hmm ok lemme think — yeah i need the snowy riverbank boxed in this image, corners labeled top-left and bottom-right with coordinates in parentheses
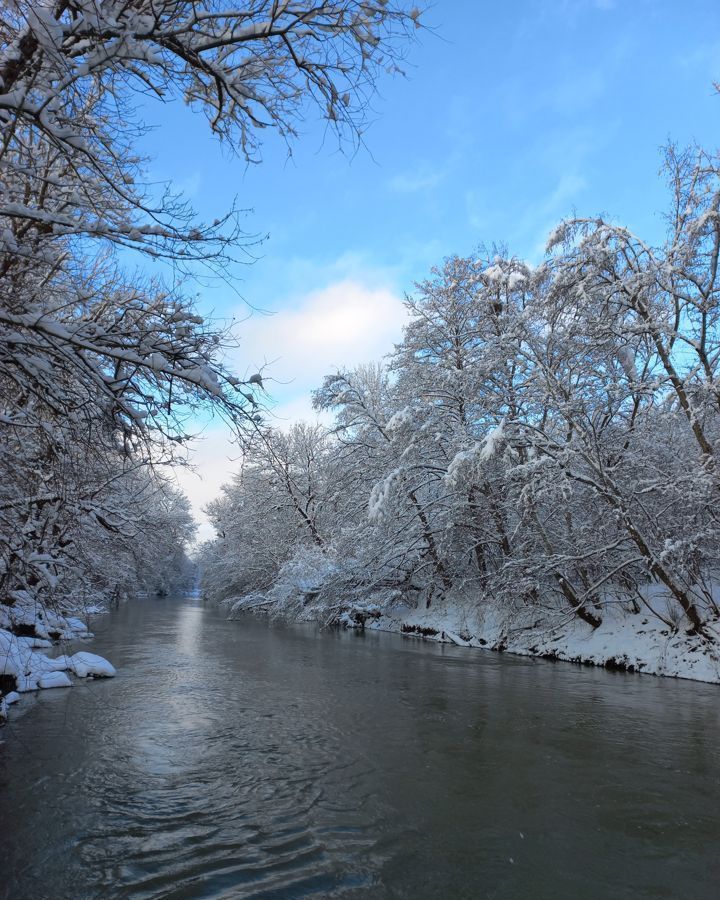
top-left (362, 601), bottom-right (720, 685)
top-left (226, 590), bottom-right (720, 685)
top-left (0, 595), bottom-right (116, 725)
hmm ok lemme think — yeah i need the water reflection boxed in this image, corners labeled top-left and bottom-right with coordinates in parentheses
top-left (175, 603), bottom-right (204, 659)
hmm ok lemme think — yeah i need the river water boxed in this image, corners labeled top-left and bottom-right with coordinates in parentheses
top-left (1, 596), bottom-right (719, 900)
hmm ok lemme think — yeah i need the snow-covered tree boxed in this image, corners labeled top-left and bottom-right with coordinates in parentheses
top-left (0, 1), bottom-right (420, 626)
top-left (201, 145), bottom-right (720, 641)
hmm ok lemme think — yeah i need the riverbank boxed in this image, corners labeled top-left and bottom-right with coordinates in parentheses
top-left (226, 591), bottom-right (720, 685)
top-left (0, 595), bottom-right (116, 724)
top-left (363, 601), bottom-right (720, 685)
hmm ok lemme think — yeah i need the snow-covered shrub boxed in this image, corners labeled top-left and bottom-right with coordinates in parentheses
top-left (265, 548), bottom-right (338, 621)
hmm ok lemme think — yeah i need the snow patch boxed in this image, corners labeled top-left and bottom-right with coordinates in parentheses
top-left (364, 598), bottom-right (720, 685)
top-left (55, 652), bottom-right (116, 679)
top-left (38, 671), bottom-right (73, 689)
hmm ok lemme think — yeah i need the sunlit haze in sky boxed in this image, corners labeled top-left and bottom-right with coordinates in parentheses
top-left (137, 0), bottom-right (720, 540)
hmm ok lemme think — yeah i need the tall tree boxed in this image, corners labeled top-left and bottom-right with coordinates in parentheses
top-left (0, 1), bottom-right (420, 618)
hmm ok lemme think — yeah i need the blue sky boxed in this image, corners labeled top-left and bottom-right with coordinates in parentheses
top-left (137, 0), bottom-right (720, 537)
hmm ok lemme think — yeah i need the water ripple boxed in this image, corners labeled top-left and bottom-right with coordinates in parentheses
top-left (2, 598), bottom-right (720, 900)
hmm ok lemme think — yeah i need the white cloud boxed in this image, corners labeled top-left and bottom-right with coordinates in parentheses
top-left (389, 164), bottom-right (446, 193)
top-left (234, 278), bottom-right (408, 393)
top-left (173, 427), bottom-right (242, 543)
top-left (175, 170), bottom-right (202, 198)
top-left (268, 395), bottom-right (333, 429)
top-left (180, 277), bottom-right (408, 539)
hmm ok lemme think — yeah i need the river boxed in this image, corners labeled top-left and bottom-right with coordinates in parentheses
top-left (1, 595), bottom-right (719, 899)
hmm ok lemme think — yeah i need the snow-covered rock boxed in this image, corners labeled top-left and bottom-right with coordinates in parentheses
top-left (56, 652), bottom-right (116, 679)
top-left (38, 671), bottom-right (73, 689)
top-left (1, 598), bottom-right (116, 726)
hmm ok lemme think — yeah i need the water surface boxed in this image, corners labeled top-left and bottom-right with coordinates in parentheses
top-left (1, 596), bottom-right (719, 899)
